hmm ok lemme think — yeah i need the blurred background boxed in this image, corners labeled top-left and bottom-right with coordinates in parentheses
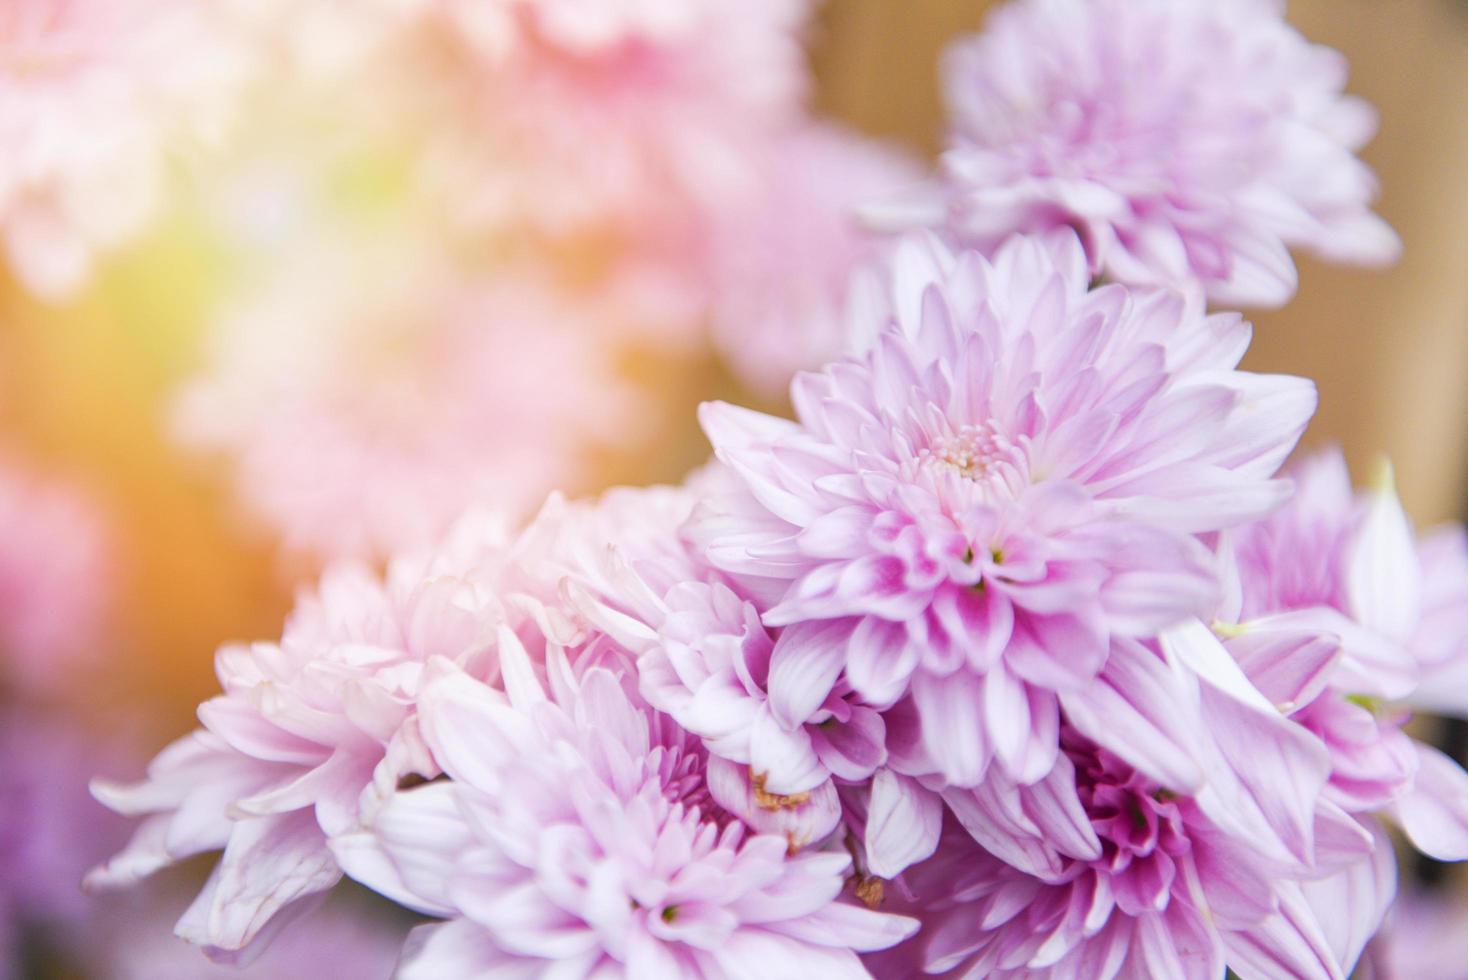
top-left (1, 1), bottom-right (1466, 975)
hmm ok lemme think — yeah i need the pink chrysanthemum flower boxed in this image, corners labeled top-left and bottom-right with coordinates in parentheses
top-left (174, 245), bottom-right (645, 560)
top-left (876, 655), bottom-right (1355, 980)
top-left (914, 0), bottom-right (1399, 307)
top-left (86, 515), bottom-right (517, 960)
top-left (331, 649), bottom-right (917, 978)
top-left (1221, 448), bottom-right (1468, 866)
top-left (0, 456), bottom-right (111, 696)
top-left (0, 0), bottom-right (244, 297)
top-left (692, 231), bottom-right (1314, 789)
top-left (85, 486), bottom-right (745, 962)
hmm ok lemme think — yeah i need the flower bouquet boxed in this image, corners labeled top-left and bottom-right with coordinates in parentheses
top-left (7, 0), bottom-right (1462, 977)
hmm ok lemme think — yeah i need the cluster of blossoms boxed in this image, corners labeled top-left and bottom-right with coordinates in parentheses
top-left (84, 0), bottom-right (1468, 978)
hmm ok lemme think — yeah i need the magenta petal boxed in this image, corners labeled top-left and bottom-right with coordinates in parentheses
top-left (844, 616), bottom-right (921, 708)
top-left (1015, 752), bottom-right (1102, 863)
top-left (809, 706), bottom-right (887, 781)
top-left (1194, 680), bottom-right (1330, 867)
top-left (1226, 629), bottom-right (1342, 713)
top-left (1094, 524), bottom-right (1218, 635)
top-left (705, 756), bottom-right (841, 851)
top-left (1298, 819), bottom-right (1396, 976)
top-left (1137, 900), bottom-right (1225, 980)
top-left (396, 920), bottom-right (518, 980)
top-left (1311, 800), bottom-right (1375, 872)
top-left (1002, 685), bottom-right (1060, 785)
top-left (1060, 639), bottom-right (1205, 793)
top-left (1223, 883), bottom-right (1346, 980)
top-left (980, 665), bottom-right (1031, 780)
top-left (933, 584), bottom-right (1013, 672)
top-left (1248, 607), bottom-right (1417, 702)
top-left (174, 810), bottom-right (341, 956)
top-left (835, 554), bottom-right (935, 620)
top-left (796, 505), bottom-right (878, 560)
top-left (1005, 606), bottom-right (1108, 693)
top-left (766, 900), bottom-right (919, 953)
top-left (978, 666), bottom-right (1057, 784)
top-left (750, 708), bottom-right (826, 796)
top-left (942, 784), bottom-right (1067, 882)
top-left (911, 668), bottom-right (991, 787)
top-left (766, 619), bottom-right (854, 729)
top-left (1190, 829), bottom-right (1277, 929)
top-left (699, 402), bottom-right (821, 526)
top-left (1112, 851), bottom-right (1173, 916)
top-left (198, 697), bottom-right (326, 767)
top-left (1345, 471), bottom-right (1422, 643)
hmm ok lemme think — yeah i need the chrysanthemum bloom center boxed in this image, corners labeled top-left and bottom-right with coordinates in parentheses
top-left (1069, 739), bottom-right (1188, 902)
top-left (916, 422), bottom-right (1028, 500)
top-left (1017, 88), bottom-right (1186, 186)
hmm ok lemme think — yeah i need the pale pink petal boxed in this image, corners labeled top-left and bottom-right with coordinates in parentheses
top-left (1391, 741), bottom-right (1468, 861)
top-left (864, 769), bottom-right (942, 878)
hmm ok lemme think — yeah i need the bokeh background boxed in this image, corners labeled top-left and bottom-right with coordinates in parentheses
top-left (2, 2), bottom-right (1466, 973)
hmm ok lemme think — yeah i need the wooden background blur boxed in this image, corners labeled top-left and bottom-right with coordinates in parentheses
top-left (813, 0), bottom-right (1468, 525)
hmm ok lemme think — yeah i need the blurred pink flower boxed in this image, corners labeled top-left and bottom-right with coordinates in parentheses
top-left (0, 456), bottom-right (110, 697)
top-left (427, 0), bottom-right (811, 238)
top-left (174, 245), bottom-right (645, 561)
top-left (1355, 889), bottom-right (1468, 980)
top-left (703, 124), bottom-right (922, 394)
top-left (692, 231), bottom-right (1314, 788)
top-left (0, 0), bottom-right (244, 297)
top-left (904, 0), bottom-right (1398, 307)
top-left (1408, 526), bottom-right (1468, 713)
top-left (408, 3), bottom-right (914, 395)
top-left (1, 709), bottom-right (128, 973)
top-left (444, 0), bottom-right (766, 59)
top-left (1222, 448), bottom-right (1468, 864)
top-left (86, 514), bottom-right (516, 960)
top-left (225, 0), bottom-right (423, 79)
top-left (331, 650), bottom-right (917, 977)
